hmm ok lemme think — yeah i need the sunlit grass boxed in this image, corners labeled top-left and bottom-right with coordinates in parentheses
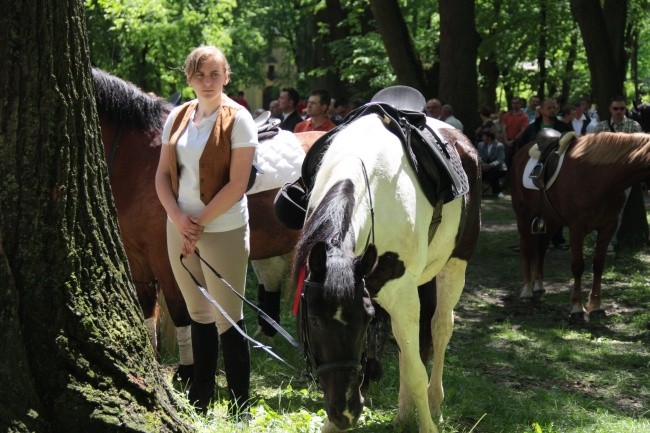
top-left (163, 194), bottom-right (649, 432)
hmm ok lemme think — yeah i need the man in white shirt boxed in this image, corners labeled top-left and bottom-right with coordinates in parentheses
top-left (570, 100), bottom-right (590, 136)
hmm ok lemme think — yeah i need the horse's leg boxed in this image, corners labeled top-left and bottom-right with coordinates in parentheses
top-left (428, 258), bottom-right (466, 424)
top-left (517, 217), bottom-right (535, 300)
top-left (587, 222), bottom-right (617, 318)
top-left (250, 253), bottom-right (292, 341)
top-left (383, 276), bottom-right (437, 433)
top-left (533, 229), bottom-right (553, 296)
top-left (568, 229), bottom-right (587, 323)
top-left (149, 249), bottom-right (193, 383)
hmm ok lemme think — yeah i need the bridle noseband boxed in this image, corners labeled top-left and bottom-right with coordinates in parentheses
top-left (299, 279), bottom-right (369, 380)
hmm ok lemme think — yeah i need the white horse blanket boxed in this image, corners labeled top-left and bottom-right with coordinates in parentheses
top-left (247, 129), bottom-right (305, 195)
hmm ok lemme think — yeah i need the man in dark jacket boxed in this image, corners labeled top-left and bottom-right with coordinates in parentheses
top-left (516, 98), bottom-right (570, 151)
top-left (277, 87), bottom-right (303, 131)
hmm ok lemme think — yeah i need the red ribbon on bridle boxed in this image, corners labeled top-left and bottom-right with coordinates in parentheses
top-left (293, 265), bottom-right (306, 316)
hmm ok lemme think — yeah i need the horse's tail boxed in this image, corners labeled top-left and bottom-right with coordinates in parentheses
top-left (441, 129), bottom-right (481, 261)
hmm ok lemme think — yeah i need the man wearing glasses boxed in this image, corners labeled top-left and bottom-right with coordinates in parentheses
top-left (595, 95), bottom-right (642, 133)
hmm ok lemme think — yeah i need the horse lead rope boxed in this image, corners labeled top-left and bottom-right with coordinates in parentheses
top-left (179, 253), bottom-right (306, 377)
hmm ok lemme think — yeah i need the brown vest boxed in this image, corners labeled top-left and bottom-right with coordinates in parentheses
top-left (168, 100), bottom-right (239, 205)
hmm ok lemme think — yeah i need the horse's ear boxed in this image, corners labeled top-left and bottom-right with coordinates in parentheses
top-left (308, 241), bottom-right (328, 281)
top-left (357, 244), bottom-right (378, 278)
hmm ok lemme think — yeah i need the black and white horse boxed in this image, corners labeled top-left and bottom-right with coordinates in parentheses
top-left (293, 112), bottom-right (481, 433)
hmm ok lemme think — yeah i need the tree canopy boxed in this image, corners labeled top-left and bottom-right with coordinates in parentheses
top-left (85, 0), bottom-right (650, 115)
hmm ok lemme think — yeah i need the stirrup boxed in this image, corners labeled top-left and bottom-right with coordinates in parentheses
top-left (529, 163), bottom-right (542, 180)
top-left (531, 216), bottom-right (546, 234)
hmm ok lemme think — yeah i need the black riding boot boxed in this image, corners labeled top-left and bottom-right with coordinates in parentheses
top-left (260, 290), bottom-right (281, 337)
top-left (221, 320), bottom-right (251, 420)
top-left (187, 320), bottom-right (219, 413)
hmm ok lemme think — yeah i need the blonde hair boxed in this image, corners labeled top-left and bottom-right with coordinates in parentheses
top-left (183, 45), bottom-right (231, 81)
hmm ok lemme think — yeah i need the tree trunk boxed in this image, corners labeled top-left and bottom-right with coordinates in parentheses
top-left (311, 0), bottom-right (352, 95)
top-left (0, 0), bottom-right (190, 431)
top-left (438, 0), bottom-right (480, 137)
top-left (560, 31), bottom-right (579, 105)
top-left (537, 1), bottom-right (547, 99)
top-left (478, 57), bottom-right (500, 112)
top-left (570, 0), bottom-right (627, 120)
top-left (368, 0), bottom-right (431, 96)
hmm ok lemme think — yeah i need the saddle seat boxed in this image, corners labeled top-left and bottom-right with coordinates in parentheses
top-left (528, 130), bottom-right (576, 190)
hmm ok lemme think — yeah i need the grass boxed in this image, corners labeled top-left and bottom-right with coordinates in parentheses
top-left (164, 192), bottom-right (650, 433)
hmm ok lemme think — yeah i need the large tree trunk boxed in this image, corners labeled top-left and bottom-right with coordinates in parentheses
top-left (438, 0), bottom-right (480, 137)
top-left (369, 0), bottom-right (432, 96)
top-left (0, 0), bottom-right (190, 431)
top-left (570, 0), bottom-right (627, 120)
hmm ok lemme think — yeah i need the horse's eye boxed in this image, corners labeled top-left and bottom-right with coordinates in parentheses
top-left (309, 317), bottom-right (320, 327)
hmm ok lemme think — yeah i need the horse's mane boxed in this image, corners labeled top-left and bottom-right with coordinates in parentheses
top-left (92, 67), bottom-right (171, 132)
top-left (572, 132), bottom-right (650, 165)
top-left (293, 179), bottom-right (357, 300)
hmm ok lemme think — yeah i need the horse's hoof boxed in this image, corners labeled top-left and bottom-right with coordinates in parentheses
top-left (589, 309), bottom-right (607, 320)
top-left (568, 312), bottom-right (585, 325)
top-left (519, 296), bottom-right (533, 304)
top-left (172, 364), bottom-right (194, 386)
top-left (533, 290), bottom-right (545, 299)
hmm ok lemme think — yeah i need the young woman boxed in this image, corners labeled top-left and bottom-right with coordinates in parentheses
top-left (155, 45), bottom-right (257, 418)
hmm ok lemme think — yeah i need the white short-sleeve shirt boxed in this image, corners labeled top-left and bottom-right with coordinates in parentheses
top-left (162, 98), bottom-right (258, 232)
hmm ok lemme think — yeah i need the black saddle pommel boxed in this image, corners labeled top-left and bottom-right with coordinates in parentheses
top-left (535, 128), bottom-right (561, 153)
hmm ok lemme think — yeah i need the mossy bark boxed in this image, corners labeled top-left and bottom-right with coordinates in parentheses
top-left (0, 1), bottom-right (190, 432)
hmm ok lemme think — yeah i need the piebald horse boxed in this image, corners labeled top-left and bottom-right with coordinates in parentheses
top-left (293, 112), bottom-right (481, 433)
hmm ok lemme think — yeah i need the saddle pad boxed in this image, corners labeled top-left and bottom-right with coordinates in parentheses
top-left (522, 152), bottom-right (567, 190)
top-left (247, 130), bottom-right (305, 195)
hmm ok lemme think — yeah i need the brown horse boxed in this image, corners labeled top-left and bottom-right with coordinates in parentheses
top-left (92, 68), bottom-right (322, 373)
top-left (510, 132), bottom-right (650, 322)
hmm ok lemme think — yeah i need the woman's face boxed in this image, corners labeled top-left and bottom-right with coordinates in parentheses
top-left (188, 56), bottom-right (229, 100)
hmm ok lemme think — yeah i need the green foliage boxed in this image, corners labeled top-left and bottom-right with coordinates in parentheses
top-left (84, 0), bottom-right (650, 111)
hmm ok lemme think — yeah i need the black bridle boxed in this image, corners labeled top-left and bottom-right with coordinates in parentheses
top-left (299, 279), bottom-right (368, 380)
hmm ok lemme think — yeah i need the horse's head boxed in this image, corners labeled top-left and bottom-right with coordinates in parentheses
top-left (298, 240), bottom-right (377, 430)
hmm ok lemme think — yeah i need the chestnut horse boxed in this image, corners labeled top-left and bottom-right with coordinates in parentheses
top-left (511, 132), bottom-right (650, 322)
top-left (92, 68), bottom-right (321, 373)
